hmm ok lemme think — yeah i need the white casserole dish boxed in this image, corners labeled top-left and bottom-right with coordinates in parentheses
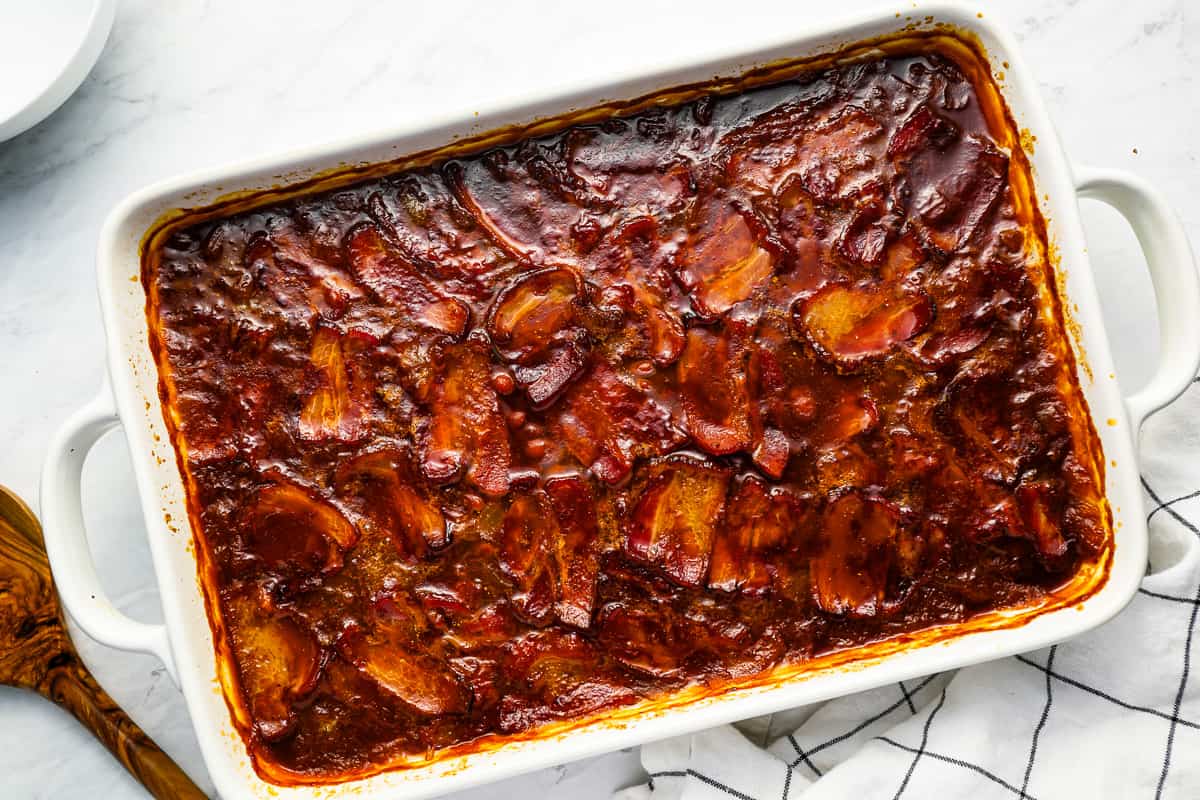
top-left (39, 3), bottom-right (1200, 798)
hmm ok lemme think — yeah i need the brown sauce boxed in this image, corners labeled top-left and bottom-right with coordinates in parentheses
top-left (143, 36), bottom-right (1109, 782)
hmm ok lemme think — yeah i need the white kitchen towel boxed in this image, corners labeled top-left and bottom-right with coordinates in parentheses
top-left (615, 379), bottom-right (1200, 800)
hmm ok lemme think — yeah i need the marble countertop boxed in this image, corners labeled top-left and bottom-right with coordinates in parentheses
top-left (0, 0), bottom-right (1194, 796)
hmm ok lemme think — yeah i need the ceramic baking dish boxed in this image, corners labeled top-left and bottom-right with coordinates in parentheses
top-left (39, 3), bottom-right (1200, 798)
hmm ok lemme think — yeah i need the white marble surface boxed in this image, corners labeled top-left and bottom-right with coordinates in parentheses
top-left (0, 0), bottom-right (1195, 797)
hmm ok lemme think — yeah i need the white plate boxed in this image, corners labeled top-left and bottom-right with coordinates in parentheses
top-left (0, 0), bottom-right (115, 143)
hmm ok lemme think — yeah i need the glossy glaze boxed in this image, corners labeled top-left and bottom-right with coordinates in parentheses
top-left (144, 48), bottom-right (1108, 779)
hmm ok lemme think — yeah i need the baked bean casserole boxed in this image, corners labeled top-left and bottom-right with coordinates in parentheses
top-left (143, 34), bottom-right (1110, 783)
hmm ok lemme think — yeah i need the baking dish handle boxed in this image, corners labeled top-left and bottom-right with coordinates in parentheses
top-left (1074, 165), bottom-right (1200, 432)
top-left (40, 386), bottom-right (178, 683)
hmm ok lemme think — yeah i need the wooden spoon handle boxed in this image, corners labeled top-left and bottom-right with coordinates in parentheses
top-left (40, 654), bottom-right (208, 799)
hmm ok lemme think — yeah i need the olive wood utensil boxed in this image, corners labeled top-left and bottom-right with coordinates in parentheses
top-left (0, 484), bottom-right (208, 799)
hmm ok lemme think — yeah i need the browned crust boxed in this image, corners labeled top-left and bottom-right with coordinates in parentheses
top-left (139, 26), bottom-right (1111, 788)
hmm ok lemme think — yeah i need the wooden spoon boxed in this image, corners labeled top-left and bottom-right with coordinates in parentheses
top-left (0, 485), bottom-right (208, 799)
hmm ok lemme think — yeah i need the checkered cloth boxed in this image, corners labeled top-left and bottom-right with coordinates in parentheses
top-left (616, 380), bottom-right (1200, 800)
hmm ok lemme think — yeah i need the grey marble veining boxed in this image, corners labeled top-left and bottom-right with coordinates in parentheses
top-left (0, 0), bottom-right (1193, 797)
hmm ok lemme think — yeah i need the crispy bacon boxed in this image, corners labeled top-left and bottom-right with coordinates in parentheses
top-left (906, 135), bottom-right (1009, 253)
top-left (490, 270), bottom-right (595, 408)
top-left (335, 448), bottom-right (448, 559)
top-left (837, 201), bottom-right (891, 266)
top-left (499, 630), bottom-right (634, 731)
top-left (879, 233), bottom-right (927, 283)
top-left (584, 217), bottom-right (688, 366)
top-left (448, 656), bottom-right (502, 713)
top-left (363, 178), bottom-right (516, 292)
top-left (445, 158), bottom-right (592, 264)
top-left (786, 106), bottom-right (886, 205)
top-left (624, 457), bottom-right (729, 586)
top-left (339, 633), bottom-right (467, 716)
top-left (498, 491), bottom-right (561, 626)
top-left (677, 325), bottom-right (753, 455)
top-left (906, 325), bottom-right (992, 368)
top-left (710, 477), bottom-right (806, 594)
top-left (1016, 480), bottom-right (1069, 559)
top-left (753, 427), bottom-right (791, 479)
top-left (596, 601), bottom-right (688, 678)
top-left (644, 301), bottom-right (688, 365)
top-left (227, 587), bottom-right (322, 741)
top-left (270, 226), bottom-right (365, 312)
top-left (935, 366), bottom-right (1035, 485)
top-left (487, 267), bottom-right (583, 362)
top-left (422, 339), bottom-right (512, 496)
top-left (345, 222), bottom-right (469, 334)
top-left (245, 481), bottom-right (356, 576)
top-left (512, 343), bottom-right (588, 409)
top-left (568, 131), bottom-right (692, 212)
top-left (593, 278), bottom-right (687, 367)
top-left (811, 490), bottom-right (902, 617)
top-left (545, 475), bottom-right (601, 628)
top-left (887, 104), bottom-right (960, 158)
top-left (415, 559), bottom-right (521, 651)
top-left (497, 477), bottom-right (601, 628)
top-left (679, 202), bottom-right (775, 317)
top-left (746, 345), bottom-right (792, 478)
top-left (553, 361), bottom-right (685, 484)
top-left (822, 391), bottom-right (879, 444)
top-left (449, 602), bottom-right (518, 649)
top-left (796, 283), bottom-right (933, 365)
top-left (298, 326), bottom-right (375, 443)
top-left (725, 105), bottom-right (886, 205)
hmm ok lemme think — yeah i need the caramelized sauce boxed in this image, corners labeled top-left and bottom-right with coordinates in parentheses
top-left (143, 36), bottom-right (1109, 782)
